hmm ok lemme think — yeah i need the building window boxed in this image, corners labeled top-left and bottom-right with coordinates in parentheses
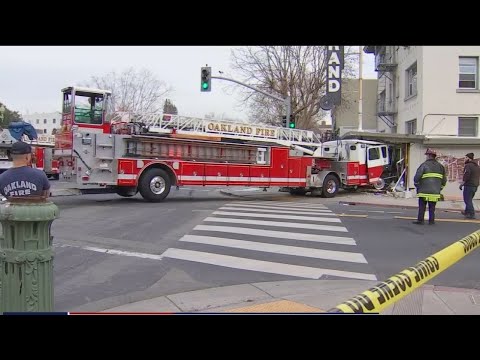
top-left (36, 119), bottom-right (39, 124)
top-left (53, 118), bottom-right (56, 124)
top-left (43, 119), bottom-right (47, 124)
top-left (459, 57), bottom-right (478, 89)
top-left (458, 117), bottom-right (478, 137)
top-left (406, 62), bottom-right (417, 98)
top-left (406, 119), bottom-right (417, 135)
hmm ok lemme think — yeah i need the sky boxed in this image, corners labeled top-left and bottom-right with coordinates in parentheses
top-left (0, 46), bottom-right (376, 121)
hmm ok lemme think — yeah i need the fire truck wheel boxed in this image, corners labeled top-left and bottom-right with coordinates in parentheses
top-left (373, 178), bottom-right (386, 190)
top-left (321, 174), bottom-right (339, 198)
top-left (139, 168), bottom-right (171, 202)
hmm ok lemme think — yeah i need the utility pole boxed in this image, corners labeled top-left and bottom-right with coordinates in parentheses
top-left (358, 46), bottom-right (363, 131)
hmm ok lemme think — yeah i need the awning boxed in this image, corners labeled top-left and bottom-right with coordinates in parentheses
top-left (423, 137), bottom-right (480, 145)
top-left (341, 131), bottom-right (425, 144)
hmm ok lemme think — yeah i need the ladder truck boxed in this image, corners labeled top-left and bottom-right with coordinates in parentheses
top-left (52, 86), bottom-right (390, 202)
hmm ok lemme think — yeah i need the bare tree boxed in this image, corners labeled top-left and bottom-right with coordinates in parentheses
top-left (230, 46), bottom-right (358, 131)
top-left (82, 67), bottom-right (172, 114)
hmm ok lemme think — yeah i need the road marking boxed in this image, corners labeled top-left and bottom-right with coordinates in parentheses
top-left (395, 216), bottom-right (480, 223)
top-left (204, 217), bottom-right (349, 232)
top-left (336, 214), bottom-right (369, 218)
top-left (212, 211), bottom-right (341, 223)
top-left (161, 248), bottom-right (377, 281)
top-left (219, 206), bottom-right (338, 216)
top-left (350, 209), bottom-right (385, 214)
top-left (193, 225), bottom-right (357, 245)
top-left (180, 235), bottom-right (367, 263)
top-left (233, 201), bottom-right (326, 208)
top-left (224, 203), bottom-right (332, 213)
top-left (58, 244), bottom-right (164, 260)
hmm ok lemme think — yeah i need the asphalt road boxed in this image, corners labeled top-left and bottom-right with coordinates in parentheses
top-left (51, 187), bottom-right (290, 311)
top-left (327, 202), bottom-right (480, 290)
top-left (48, 187), bottom-right (480, 312)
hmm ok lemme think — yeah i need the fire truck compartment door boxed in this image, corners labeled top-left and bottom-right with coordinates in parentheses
top-left (43, 148), bottom-right (53, 173)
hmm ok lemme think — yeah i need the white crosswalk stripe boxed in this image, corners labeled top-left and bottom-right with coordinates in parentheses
top-left (212, 211), bottom-right (342, 223)
top-left (193, 225), bottom-right (357, 245)
top-left (161, 201), bottom-right (377, 281)
top-left (219, 206), bottom-right (338, 216)
top-left (180, 235), bottom-right (367, 263)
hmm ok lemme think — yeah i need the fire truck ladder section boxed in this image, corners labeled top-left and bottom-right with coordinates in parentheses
top-left (113, 113), bottom-right (325, 153)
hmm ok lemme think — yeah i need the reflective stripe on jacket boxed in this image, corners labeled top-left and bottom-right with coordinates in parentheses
top-left (414, 159), bottom-right (447, 202)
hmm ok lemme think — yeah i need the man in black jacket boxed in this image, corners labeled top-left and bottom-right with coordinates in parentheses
top-left (460, 152), bottom-right (480, 219)
top-left (413, 148), bottom-right (447, 225)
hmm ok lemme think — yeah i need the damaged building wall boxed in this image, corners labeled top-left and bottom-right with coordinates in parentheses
top-left (408, 144), bottom-right (480, 199)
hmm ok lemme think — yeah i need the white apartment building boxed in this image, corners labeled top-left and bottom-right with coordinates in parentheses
top-left (360, 46), bottom-right (480, 199)
top-left (22, 112), bottom-right (62, 135)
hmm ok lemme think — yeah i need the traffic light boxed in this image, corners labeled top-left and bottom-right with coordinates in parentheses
top-left (201, 66), bottom-right (211, 92)
top-left (282, 115), bottom-right (287, 127)
top-left (289, 115), bottom-right (296, 129)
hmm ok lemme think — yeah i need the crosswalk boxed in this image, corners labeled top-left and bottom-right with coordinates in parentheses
top-left (161, 200), bottom-right (377, 281)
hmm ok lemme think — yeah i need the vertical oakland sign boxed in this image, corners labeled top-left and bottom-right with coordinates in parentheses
top-left (320, 46), bottom-right (344, 111)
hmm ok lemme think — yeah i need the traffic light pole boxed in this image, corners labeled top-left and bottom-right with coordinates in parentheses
top-left (211, 76), bottom-right (291, 126)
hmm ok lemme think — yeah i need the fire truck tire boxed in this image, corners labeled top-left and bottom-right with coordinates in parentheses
top-left (373, 178), bottom-right (386, 190)
top-left (116, 187), bottom-right (138, 197)
top-left (289, 188), bottom-right (307, 196)
top-left (138, 168), bottom-right (171, 202)
top-left (321, 174), bottom-right (339, 198)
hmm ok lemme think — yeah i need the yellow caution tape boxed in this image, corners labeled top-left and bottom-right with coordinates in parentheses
top-left (328, 230), bottom-right (480, 314)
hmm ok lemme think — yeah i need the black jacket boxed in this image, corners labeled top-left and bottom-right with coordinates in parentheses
top-left (414, 159), bottom-right (447, 201)
top-left (463, 161), bottom-right (480, 187)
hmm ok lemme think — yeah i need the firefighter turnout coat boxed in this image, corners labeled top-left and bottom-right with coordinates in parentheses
top-left (414, 159), bottom-right (447, 202)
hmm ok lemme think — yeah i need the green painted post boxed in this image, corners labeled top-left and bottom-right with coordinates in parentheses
top-left (0, 197), bottom-right (59, 313)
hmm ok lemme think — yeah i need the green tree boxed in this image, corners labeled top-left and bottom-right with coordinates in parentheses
top-left (163, 99), bottom-right (178, 114)
top-left (0, 102), bottom-right (22, 126)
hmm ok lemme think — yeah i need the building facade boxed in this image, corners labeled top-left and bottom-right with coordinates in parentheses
top-left (363, 46), bottom-right (480, 199)
top-left (332, 78), bottom-right (378, 136)
top-left (22, 112), bottom-right (62, 135)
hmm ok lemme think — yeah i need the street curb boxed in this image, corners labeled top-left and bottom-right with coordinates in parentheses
top-left (338, 200), bottom-right (464, 213)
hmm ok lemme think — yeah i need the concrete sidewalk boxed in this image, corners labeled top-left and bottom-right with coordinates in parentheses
top-left (97, 280), bottom-right (480, 315)
top-left (332, 191), bottom-right (480, 213)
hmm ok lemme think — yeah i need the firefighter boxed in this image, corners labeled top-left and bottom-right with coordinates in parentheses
top-left (0, 141), bottom-right (51, 199)
top-left (412, 148), bottom-right (447, 225)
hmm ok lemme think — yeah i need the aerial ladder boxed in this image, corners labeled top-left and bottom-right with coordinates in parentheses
top-left (109, 112), bottom-right (330, 158)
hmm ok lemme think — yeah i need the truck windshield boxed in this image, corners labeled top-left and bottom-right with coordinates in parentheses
top-left (74, 92), bottom-right (105, 125)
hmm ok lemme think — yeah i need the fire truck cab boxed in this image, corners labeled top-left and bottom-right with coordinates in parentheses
top-left (320, 139), bottom-right (390, 191)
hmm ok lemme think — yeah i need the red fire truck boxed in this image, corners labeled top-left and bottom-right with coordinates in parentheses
top-left (32, 144), bottom-right (60, 180)
top-left (52, 86), bottom-right (390, 201)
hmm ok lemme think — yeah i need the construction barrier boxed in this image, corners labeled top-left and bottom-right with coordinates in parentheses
top-left (328, 229), bottom-right (480, 314)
